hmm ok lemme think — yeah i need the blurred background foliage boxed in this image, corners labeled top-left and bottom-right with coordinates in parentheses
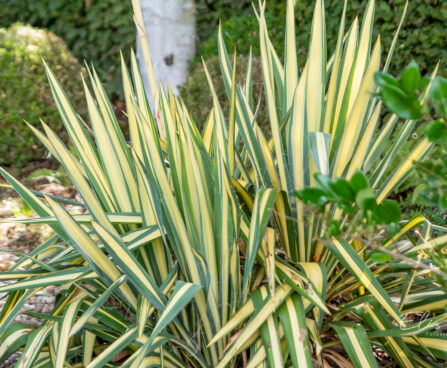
top-left (0, 24), bottom-right (86, 167)
top-left (0, 0), bottom-right (135, 99)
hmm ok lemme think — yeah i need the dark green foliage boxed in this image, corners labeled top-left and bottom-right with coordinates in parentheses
top-left (296, 170), bottom-right (401, 225)
top-left (377, 62), bottom-right (447, 214)
top-left (0, 24), bottom-right (86, 167)
top-left (426, 120), bottom-right (447, 143)
top-left (415, 120), bottom-right (447, 210)
top-left (0, 0), bottom-right (134, 98)
top-left (430, 76), bottom-right (447, 119)
top-left (197, 0), bottom-right (447, 78)
top-left (195, 0), bottom-right (286, 45)
top-left (198, 11), bottom-right (287, 61)
top-left (374, 63), bottom-right (423, 120)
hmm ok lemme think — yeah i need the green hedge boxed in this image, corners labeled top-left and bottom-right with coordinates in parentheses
top-left (0, 0), bottom-right (135, 98)
top-left (195, 0), bottom-right (286, 42)
top-left (197, 0), bottom-right (447, 76)
top-left (0, 24), bottom-right (86, 167)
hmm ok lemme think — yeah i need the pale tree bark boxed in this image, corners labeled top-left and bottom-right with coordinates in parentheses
top-left (136, 0), bottom-right (196, 100)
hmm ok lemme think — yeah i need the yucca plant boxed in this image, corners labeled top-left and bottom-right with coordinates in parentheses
top-left (1, 0), bottom-right (447, 367)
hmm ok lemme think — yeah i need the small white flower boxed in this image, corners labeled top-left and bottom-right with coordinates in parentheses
top-left (26, 44), bottom-right (37, 53)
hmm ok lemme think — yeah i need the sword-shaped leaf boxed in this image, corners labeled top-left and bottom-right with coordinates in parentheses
top-left (331, 322), bottom-right (379, 368)
top-left (278, 295), bottom-right (313, 368)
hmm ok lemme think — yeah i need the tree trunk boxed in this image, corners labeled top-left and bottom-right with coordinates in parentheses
top-left (136, 0), bottom-right (196, 99)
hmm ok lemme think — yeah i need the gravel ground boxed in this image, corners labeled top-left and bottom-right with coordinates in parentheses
top-left (0, 249), bottom-right (58, 367)
top-left (0, 172), bottom-right (82, 367)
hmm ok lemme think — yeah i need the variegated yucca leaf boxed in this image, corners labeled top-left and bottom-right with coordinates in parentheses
top-left (1, 0), bottom-right (446, 367)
